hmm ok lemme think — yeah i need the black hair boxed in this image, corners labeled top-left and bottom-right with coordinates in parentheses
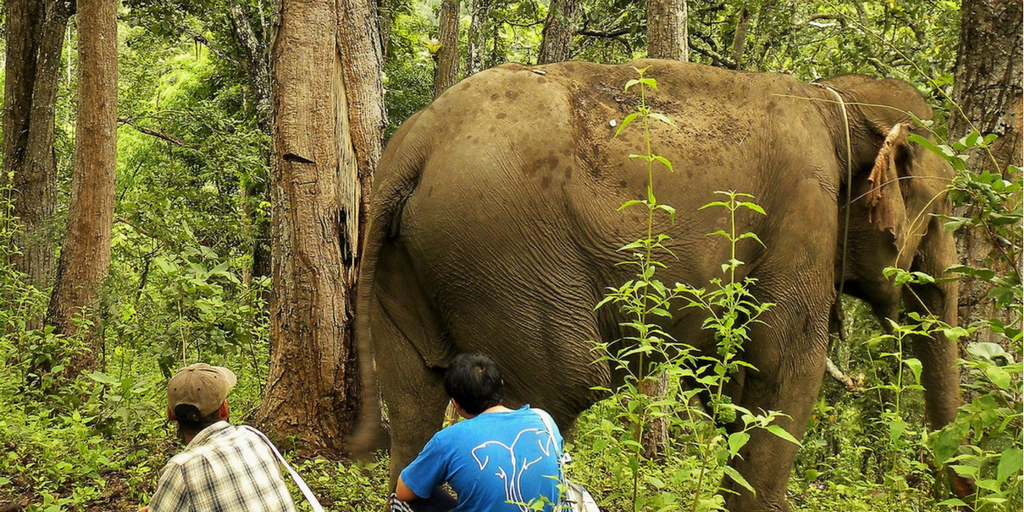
top-left (444, 353), bottom-right (504, 415)
top-left (173, 404), bottom-right (221, 434)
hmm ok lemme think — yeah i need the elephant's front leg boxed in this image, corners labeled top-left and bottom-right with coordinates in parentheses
top-left (722, 305), bottom-right (830, 512)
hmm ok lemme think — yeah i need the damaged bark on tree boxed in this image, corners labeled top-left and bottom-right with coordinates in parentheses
top-left (258, 0), bottom-right (384, 454)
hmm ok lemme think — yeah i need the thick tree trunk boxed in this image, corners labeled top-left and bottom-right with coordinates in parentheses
top-left (465, 0), bottom-right (491, 75)
top-left (646, 0), bottom-right (688, 61)
top-left (46, 0), bottom-right (118, 375)
top-left (2, 0), bottom-right (71, 304)
top-left (338, 0), bottom-right (387, 245)
top-left (434, 0), bottom-right (460, 98)
top-left (258, 0), bottom-right (383, 455)
top-left (537, 0), bottom-right (579, 64)
top-left (949, 0), bottom-right (1023, 346)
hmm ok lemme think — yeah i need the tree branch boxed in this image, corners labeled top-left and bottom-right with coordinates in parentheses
top-left (688, 33), bottom-right (737, 69)
top-left (117, 117), bottom-right (191, 147)
top-left (180, 25), bottom-right (242, 69)
top-left (825, 357), bottom-right (864, 392)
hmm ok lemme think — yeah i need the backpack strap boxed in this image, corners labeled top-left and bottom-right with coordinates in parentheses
top-left (532, 408), bottom-right (570, 466)
top-left (242, 425), bottom-right (325, 512)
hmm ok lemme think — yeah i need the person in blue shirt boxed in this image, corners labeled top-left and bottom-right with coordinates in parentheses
top-left (391, 353), bottom-right (563, 512)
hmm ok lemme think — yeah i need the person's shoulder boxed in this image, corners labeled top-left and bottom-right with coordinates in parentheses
top-left (169, 424), bottom-right (253, 466)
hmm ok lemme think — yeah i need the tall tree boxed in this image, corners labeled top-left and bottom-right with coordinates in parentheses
top-left (640, 0), bottom-right (688, 459)
top-left (2, 0), bottom-right (73, 302)
top-left (46, 0), bottom-right (118, 374)
top-left (537, 0), bottom-right (580, 64)
top-left (949, 0), bottom-right (1023, 345)
top-left (646, 0), bottom-right (688, 61)
top-left (466, 0), bottom-right (492, 74)
top-left (434, 0), bottom-right (460, 97)
top-left (258, 0), bottom-right (384, 453)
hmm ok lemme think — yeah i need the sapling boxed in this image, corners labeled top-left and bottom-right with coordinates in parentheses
top-left (593, 67), bottom-right (797, 512)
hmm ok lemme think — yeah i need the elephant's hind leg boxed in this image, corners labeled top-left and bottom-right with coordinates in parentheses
top-left (371, 242), bottom-right (452, 490)
top-left (723, 298), bottom-right (830, 512)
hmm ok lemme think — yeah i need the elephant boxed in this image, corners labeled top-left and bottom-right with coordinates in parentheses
top-left (350, 59), bottom-right (961, 511)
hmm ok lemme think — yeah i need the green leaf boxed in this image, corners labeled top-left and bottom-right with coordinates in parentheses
top-left (903, 358), bottom-right (923, 384)
top-left (87, 371), bottom-right (120, 385)
top-left (728, 431), bottom-right (750, 457)
top-left (997, 448), bottom-right (1023, 484)
top-left (615, 112), bottom-right (638, 137)
top-left (656, 204), bottom-right (676, 223)
top-left (889, 419), bottom-right (907, 442)
top-left (649, 112), bottom-right (676, 128)
top-left (721, 466), bottom-right (755, 494)
top-left (766, 425), bottom-right (801, 446)
top-left (698, 201), bottom-right (731, 210)
top-left (737, 202), bottom-right (765, 215)
top-left (624, 79), bottom-right (641, 92)
top-left (618, 200), bottom-right (642, 211)
top-left (652, 155), bottom-right (674, 171)
top-left (985, 366), bottom-right (1011, 389)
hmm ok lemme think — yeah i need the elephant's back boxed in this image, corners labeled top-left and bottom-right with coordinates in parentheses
top-left (390, 59), bottom-right (838, 323)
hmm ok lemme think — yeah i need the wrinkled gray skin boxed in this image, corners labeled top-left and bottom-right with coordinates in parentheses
top-left (351, 60), bottom-right (960, 511)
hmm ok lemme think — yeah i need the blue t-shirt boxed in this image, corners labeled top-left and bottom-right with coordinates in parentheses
top-left (400, 405), bottom-right (563, 512)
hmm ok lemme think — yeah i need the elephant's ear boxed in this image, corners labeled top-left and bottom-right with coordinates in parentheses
top-left (866, 123), bottom-right (910, 249)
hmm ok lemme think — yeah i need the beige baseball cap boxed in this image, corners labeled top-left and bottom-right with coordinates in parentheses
top-left (167, 363), bottom-right (237, 417)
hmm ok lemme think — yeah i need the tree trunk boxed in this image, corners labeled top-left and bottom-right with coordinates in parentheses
top-left (948, 0), bottom-right (1023, 346)
top-left (729, 6), bottom-right (748, 69)
top-left (338, 0), bottom-right (387, 244)
top-left (537, 0), bottom-right (579, 64)
top-left (46, 0), bottom-right (118, 376)
top-left (465, 0), bottom-right (491, 75)
top-left (646, 0), bottom-right (688, 61)
top-left (379, 0), bottom-right (396, 62)
top-left (227, 0), bottom-right (272, 135)
top-left (226, 0), bottom-right (274, 297)
top-left (434, 0), bottom-right (460, 98)
top-left (258, 0), bottom-right (383, 455)
top-left (640, 0), bottom-right (688, 458)
top-left (2, 0), bottom-right (71, 303)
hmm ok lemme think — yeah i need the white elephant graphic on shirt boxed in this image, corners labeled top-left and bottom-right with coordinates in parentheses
top-left (471, 428), bottom-right (559, 512)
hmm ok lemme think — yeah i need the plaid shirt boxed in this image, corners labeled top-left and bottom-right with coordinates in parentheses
top-left (149, 421), bottom-right (297, 512)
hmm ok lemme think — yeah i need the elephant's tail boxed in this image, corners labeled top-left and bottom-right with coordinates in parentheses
top-left (347, 112), bottom-right (426, 458)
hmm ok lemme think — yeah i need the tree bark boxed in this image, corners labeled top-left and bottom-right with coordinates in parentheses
top-left (434, 0), bottom-right (460, 98)
top-left (646, 0), bottom-right (688, 61)
top-left (378, 0), bottom-right (396, 62)
top-left (228, 0), bottom-right (273, 136)
top-left (2, 0), bottom-right (72, 303)
top-left (465, 0), bottom-right (492, 74)
top-left (225, 0), bottom-right (274, 295)
top-left (729, 6), bottom-right (748, 69)
top-left (46, 0), bottom-right (118, 376)
top-left (948, 0), bottom-right (1023, 346)
top-left (537, 0), bottom-right (579, 64)
top-left (338, 0), bottom-right (387, 246)
top-left (258, 0), bottom-right (384, 455)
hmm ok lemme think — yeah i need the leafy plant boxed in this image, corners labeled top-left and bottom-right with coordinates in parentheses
top-left (590, 66), bottom-right (796, 512)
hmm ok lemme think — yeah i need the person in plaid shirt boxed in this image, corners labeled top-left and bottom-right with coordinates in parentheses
top-left (140, 364), bottom-right (297, 512)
